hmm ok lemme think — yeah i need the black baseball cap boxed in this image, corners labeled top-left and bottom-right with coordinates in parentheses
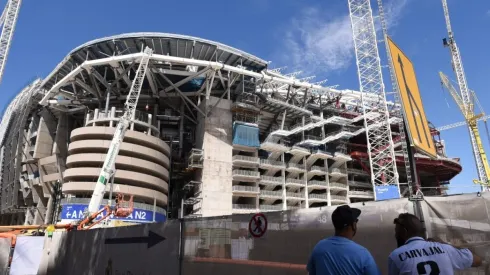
top-left (331, 205), bottom-right (361, 230)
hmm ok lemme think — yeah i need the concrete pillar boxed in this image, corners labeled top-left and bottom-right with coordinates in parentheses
top-left (110, 107), bottom-right (116, 127)
top-left (93, 109), bottom-right (99, 126)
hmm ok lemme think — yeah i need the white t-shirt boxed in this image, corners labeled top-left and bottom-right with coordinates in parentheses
top-left (388, 237), bottom-right (473, 275)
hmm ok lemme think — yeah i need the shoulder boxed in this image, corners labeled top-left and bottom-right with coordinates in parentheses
top-left (350, 242), bottom-right (375, 258)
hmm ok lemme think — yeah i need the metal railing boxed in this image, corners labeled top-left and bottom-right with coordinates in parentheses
top-left (309, 194), bottom-right (328, 200)
top-left (330, 182), bottom-right (348, 189)
top-left (232, 170), bottom-right (260, 177)
top-left (232, 204), bottom-right (257, 210)
top-left (331, 195), bottom-right (348, 201)
top-left (348, 180), bottom-right (373, 189)
top-left (286, 192), bottom-right (305, 199)
top-left (348, 190), bottom-right (374, 196)
top-left (329, 168), bottom-right (346, 174)
top-left (309, 166), bottom-right (325, 172)
top-left (308, 180), bottom-right (328, 187)
top-left (233, 113), bottom-right (259, 124)
top-left (260, 176), bottom-right (283, 184)
top-left (260, 205), bottom-right (283, 211)
top-left (260, 159), bottom-right (285, 167)
top-left (287, 162), bottom-right (304, 170)
top-left (347, 168), bottom-right (369, 175)
top-left (233, 155), bottom-right (259, 163)
top-left (232, 186), bottom-right (260, 193)
top-left (286, 178), bottom-right (305, 185)
top-left (259, 190), bottom-right (283, 198)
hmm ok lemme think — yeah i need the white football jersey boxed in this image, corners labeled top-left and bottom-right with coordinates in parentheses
top-left (388, 237), bottom-right (473, 275)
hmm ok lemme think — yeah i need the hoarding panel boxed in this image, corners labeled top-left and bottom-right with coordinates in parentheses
top-left (387, 36), bottom-right (437, 158)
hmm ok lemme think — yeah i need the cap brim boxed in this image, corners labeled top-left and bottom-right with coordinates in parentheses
top-left (351, 208), bottom-right (361, 219)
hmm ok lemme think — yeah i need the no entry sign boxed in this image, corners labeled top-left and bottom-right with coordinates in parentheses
top-left (249, 213), bottom-right (267, 238)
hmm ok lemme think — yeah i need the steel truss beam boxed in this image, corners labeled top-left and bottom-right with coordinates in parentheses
top-left (348, 0), bottom-right (400, 196)
top-left (39, 53), bottom-right (398, 109)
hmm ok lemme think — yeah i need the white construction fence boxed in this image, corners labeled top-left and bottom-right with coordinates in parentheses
top-left (3, 193), bottom-right (487, 275)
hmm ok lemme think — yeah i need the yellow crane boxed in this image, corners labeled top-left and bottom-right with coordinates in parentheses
top-left (439, 72), bottom-right (490, 186)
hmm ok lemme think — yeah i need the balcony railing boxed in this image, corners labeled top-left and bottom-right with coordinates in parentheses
top-left (287, 162), bottom-right (304, 170)
top-left (329, 168), bottom-right (347, 175)
top-left (260, 205), bottom-right (283, 211)
top-left (348, 180), bottom-right (373, 189)
top-left (260, 159), bottom-right (286, 168)
top-left (233, 155), bottom-right (259, 163)
top-left (286, 178), bottom-right (305, 186)
top-left (348, 190), bottom-right (374, 197)
top-left (309, 166), bottom-right (325, 172)
top-left (260, 176), bottom-right (283, 184)
top-left (232, 204), bottom-right (257, 210)
top-left (331, 195), bottom-right (348, 202)
top-left (308, 180), bottom-right (328, 187)
top-left (309, 194), bottom-right (328, 200)
top-left (286, 192), bottom-right (305, 199)
top-left (232, 186), bottom-right (260, 193)
top-left (232, 170), bottom-right (260, 178)
top-left (330, 182), bottom-right (348, 189)
top-left (347, 168), bottom-right (369, 176)
top-left (259, 190), bottom-right (283, 198)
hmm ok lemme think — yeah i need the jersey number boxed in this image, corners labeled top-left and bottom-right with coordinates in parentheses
top-left (416, 261), bottom-right (440, 275)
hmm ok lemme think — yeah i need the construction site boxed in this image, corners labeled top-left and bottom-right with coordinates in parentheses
top-left (0, 0), bottom-right (488, 274)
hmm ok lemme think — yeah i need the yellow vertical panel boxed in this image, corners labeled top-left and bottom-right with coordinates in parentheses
top-left (387, 37), bottom-right (437, 158)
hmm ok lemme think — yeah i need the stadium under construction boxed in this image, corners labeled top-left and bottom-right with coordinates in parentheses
top-left (0, 33), bottom-right (462, 226)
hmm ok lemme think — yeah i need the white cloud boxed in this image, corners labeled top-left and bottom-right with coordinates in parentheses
top-left (280, 0), bottom-right (408, 75)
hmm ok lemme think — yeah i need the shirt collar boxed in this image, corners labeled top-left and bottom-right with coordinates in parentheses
top-left (405, 237), bottom-right (424, 245)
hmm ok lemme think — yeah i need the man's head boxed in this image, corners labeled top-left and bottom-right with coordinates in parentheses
top-left (394, 213), bottom-right (425, 247)
top-left (332, 205), bottom-right (361, 239)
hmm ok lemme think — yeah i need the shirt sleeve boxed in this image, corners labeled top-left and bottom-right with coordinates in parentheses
top-left (440, 244), bottom-right (474, 270)
top-left (387, 255), bottom-right (400, 275)
top-left (363, 250), bottom-right (381, 275)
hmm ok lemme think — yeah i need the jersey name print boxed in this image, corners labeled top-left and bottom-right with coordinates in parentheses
top-left (388, 237), bottom-right (473, 275)
top-left (397, 245), bottom-right (446, 262)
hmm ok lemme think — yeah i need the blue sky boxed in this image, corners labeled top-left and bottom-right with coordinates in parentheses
top-left (1, 0), bottom-right (489, 194)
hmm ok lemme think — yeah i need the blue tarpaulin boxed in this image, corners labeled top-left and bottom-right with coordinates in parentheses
top-left (232, 122), bottom-right (260, 148)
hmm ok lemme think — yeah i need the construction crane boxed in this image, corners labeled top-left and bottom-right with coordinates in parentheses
top-left (0, 0), bottom-right (21, 87)
top-left (347, 0), bottom-right (400, 195)
top-left (76, 47), bottom-right (153, 230)
top-left (439, 72), bottom-right (490, 186)
top-left (440, 0), bottom-right (489, 186)
top-left (436, 115), bottom-right (490, 132)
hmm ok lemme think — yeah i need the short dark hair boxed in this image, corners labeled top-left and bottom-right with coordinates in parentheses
top-left (332, 205), bottom-right (361, 231)
top-left (394, 213), bottom-right (424, 236)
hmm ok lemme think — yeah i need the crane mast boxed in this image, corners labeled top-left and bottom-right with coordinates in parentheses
top-left (86, 47), bottom-right (153, 216)
top-left (347, 0), bottom-right (400, 196)
top-left (441, 0), bottom-right (489, 185)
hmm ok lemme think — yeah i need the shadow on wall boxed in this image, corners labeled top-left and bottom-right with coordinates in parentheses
top-left (180, 199), bottom-right (413, 275)
top-left (35, 193), bottom-right (490, 275)
top-left (37, 221), bottom-right (180, 275)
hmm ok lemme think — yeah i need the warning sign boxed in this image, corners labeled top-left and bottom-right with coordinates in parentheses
top-left (249, 213), bottom-right (267, 238)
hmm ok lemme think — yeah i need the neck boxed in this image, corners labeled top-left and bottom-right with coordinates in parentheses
top-left (335, 232), bottom-right (352, 240)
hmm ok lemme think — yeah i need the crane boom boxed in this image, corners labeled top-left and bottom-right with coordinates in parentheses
top-left (0, 0), bottom-right (21, 86)
top-left (436, 114), bottom-right (490, 131)
top-left (87, 47), bottom-right (153, 215)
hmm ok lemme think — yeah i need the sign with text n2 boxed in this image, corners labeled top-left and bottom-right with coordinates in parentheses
top-left (375, 185), bottom-right (400, 201)
top-left (61, 204), bottom-right (166, 223)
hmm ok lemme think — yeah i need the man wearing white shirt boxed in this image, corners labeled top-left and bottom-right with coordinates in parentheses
top-left (388, 213), bottom-right (482, 275)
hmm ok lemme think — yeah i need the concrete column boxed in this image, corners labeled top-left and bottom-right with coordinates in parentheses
top-left (303, 156), bottom-right (309, 209)
top-left (93, 109), bottom-right (99, 126)
top-left (110, 107), bottom-right (116, 127)
top-left (281, 152), bottom-right (287, 211)
top-left (147, 114), bottom-right (152, 136)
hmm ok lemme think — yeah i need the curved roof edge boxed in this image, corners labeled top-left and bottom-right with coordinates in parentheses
top-left (69, 32), bottom-right (268, 66)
